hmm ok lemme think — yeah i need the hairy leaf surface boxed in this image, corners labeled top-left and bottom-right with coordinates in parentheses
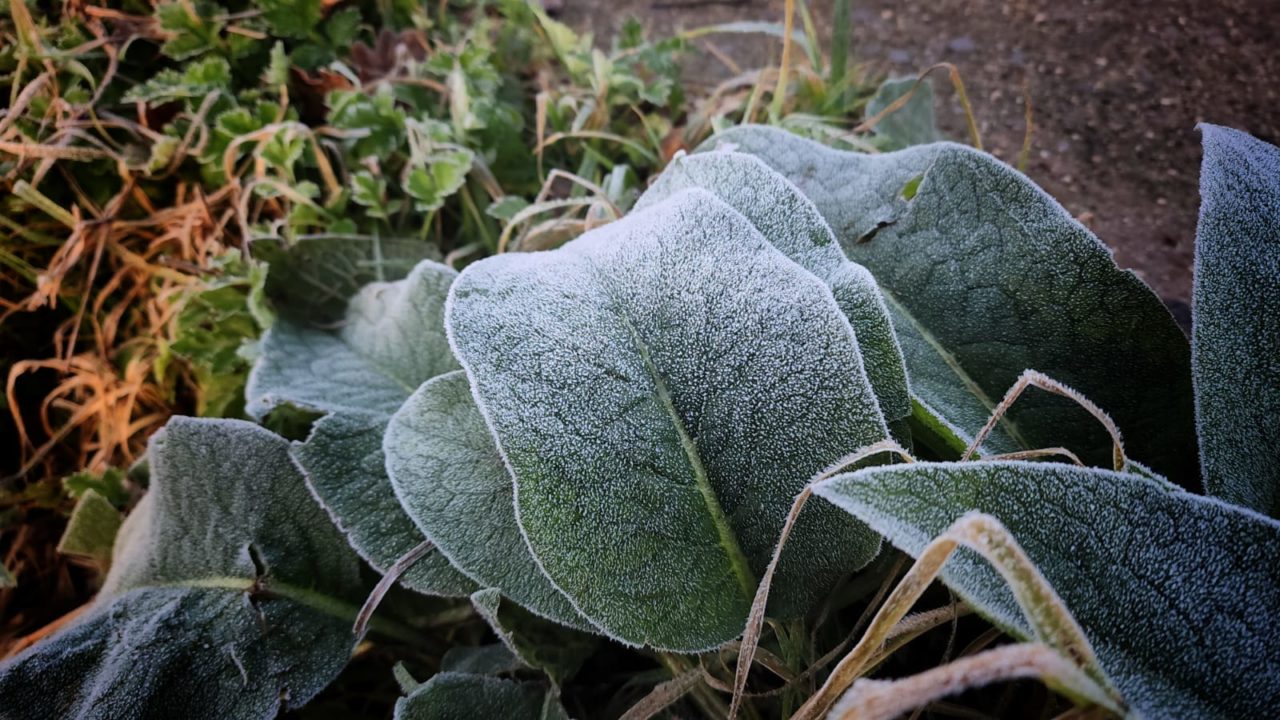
top-left (637, 151), bottom-right (911, 423)
top-left (247, 260), bottom-right (473, 596)
top-left (296, 412), bottom-right (477, 597)
top-left (1192, 124), bottom-right (1280, 516)
top-left (707, 126), bottom-right (1196, 482)
top-left (394, 672), bottom-right (569, 720)
top-left (440, 644), bottom-right (523, 676)
top-left (815, 460), bottom-right (1280, 719)
top-left (447, 189), bottom-right (887, 650)
top-left (385, 372), bottom-right (586, 626)
top-left (0, 418), bottom-right (366, 719)
top-left (56, 488), bottom-right (122, 565)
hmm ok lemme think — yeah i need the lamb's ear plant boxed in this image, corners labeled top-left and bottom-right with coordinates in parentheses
top-left (701, 125), bottom-right (1197, 483)
top-left (393, 670), bottom-right (570, 720)
top-left (443, 188), bottom-right (890, 650)
top-left (784, 123), bottom-right (1280, 719)
top-left (246, 256), bottom-right (477, 597)
top-left (3, 75), bottom-right (1278, 718)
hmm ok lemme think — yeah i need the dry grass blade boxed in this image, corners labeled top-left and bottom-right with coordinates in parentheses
top-left (829, 643), bottom-right (1122, 720)
top-left (767, 0), bottom-right (797, 121)
top-left (0, 141), bottom-right (111, 161)
top-left (863, 601), bottom-right (973, 674)
top-left (619, 666), bottom-right (702, 720)
top-left (789, 512), bottom-right (1121, 720)
top-left (1018, 75), bottom-right (1035, 173)
top-left (728, 439), bottom-right (914, 719)
top-left (352, 540), bottom-right (435, 640)
top-left (535, 130), bottom-right (658, 165)
top-left (985, 447), bottom-right (1085, 466)
top-left (962, 369), bottom-right (1127, 471)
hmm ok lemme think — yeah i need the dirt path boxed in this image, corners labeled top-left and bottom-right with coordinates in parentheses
top-left (560, 0), bottom-right (1280, 307)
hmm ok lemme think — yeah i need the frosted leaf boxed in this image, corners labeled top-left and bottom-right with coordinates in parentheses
top-left (296, 412), bottom-right (477, 597)
top-left (0, 418), bottom-right (365, 719)
top-left (865, 76), bottom-right (942, 149)
top-left (637, 151), bottom-right (911, 423)
top-left (246, 259), bottom-right (460, 419)
top-left (814, 460), bottom-right (1280, 719)
top-left (469, 589), bottom-right (598, 686)
top-left (707, 126), bottom-right (1196, 483)
top-left (252, 235), bottom-right (437, 324)
top-left (385, 372), bottom-right (588, 627)
top-left (394, 672), bottom-right (569, 720)
top-left (447, 188), bottom-right (887, 651)
top-left (1192, 124), bottom-right (1280, 517)
top-left (55, 488), bottom-right (121, 566)
top-left (247, 259), bottom-right (474, 597)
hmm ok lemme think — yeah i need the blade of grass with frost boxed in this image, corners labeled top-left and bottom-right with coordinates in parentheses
top-left (637, 150), bottom-right (910, 423)
top-left (814, 460), bottom-right (1280, 719)
top-left (0, 418), bottom-right (367, 719)
top-left (385, 371), bottom-right (592, 629)
top-left (247, 260), bottom-right (475, 596)
top-left (863, 76), bottom-right (941, 150)
top-left (1191, 124), bottom-right (1280, 517)
top-left (394, 672), bottom-right (570, 720)
top-left (705, 126), bottom-right (1195, 482)
top-left (446, 189), bottom-right (887, 651)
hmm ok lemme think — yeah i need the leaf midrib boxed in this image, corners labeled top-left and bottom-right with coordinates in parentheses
top-left (153, 576), bottom-right (361, 624)
top-left (616, 313), bottom-right (758, 603)
top-left (879, 288), bottom-right (1029, 450)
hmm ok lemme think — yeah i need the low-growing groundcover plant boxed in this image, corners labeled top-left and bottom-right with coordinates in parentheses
top-left (1, 100), bottom-right (1278, 719)
top-left (0, 0), bottom-right (889, 662)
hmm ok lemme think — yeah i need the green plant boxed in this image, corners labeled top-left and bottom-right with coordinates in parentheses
top-left (6, 0), bottom-right (878, 650)
top-left (3, 113), bottom-right (1275, 718)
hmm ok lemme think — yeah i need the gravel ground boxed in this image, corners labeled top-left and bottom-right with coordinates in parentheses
top-left (559, 0), bottom-right (1280, 307)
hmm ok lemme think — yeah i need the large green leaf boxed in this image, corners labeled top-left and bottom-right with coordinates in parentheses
top-left (636, 150), bottom-right (911, 423)
top-left (394, 672), bottom-right (569, 720)
top-left (0, 418), bottom-right (366, 719)
top-left (814, 460), bottom-right (1280, 719)
top-left (864, 76), bottom-right (941, 150)
top-left (1192, 124), bottom-right (1280, 517)
top-left (247, 260), bottom-right (473, 597)
top-left (706, 126), bottom-right (1197, 483)
top-left (447, 189), bottom-right (887, 651)
top-left (385, 371), bottom-right (586, 626)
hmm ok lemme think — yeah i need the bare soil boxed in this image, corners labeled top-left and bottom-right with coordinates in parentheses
top-left (559, 0), bottom-right (1280, 307)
